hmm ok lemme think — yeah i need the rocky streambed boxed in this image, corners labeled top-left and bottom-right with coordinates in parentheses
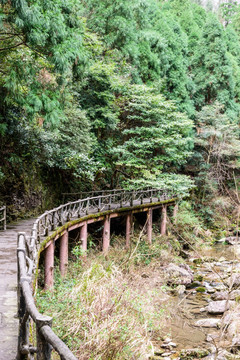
top-left (151, 241), bottom-right (240, 360)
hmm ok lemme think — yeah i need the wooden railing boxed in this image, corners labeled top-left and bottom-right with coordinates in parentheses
top-left (0, 206), bottom-right (6, 231)
top-left (62, 188), bottom-right (121, 202)
top-left (17, 188), bottom-right (176, 360)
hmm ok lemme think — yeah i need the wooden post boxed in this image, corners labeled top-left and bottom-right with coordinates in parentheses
top-left (147, 208), bottom-right (153, 244)
top-left (80, 222), bottom-right (88, 255)
top-left (161, 205), bottom-right (167, 236)
top-left (36, 315), bottom-right (52, 360)
top-left (126, 214), bottom-right (132, 249)
top-left (173, 203), bottom-right (178, 224)
top-left (3, 206), bottom-right (6, 231)
top-left (59, 231), bottom-right (68, 277)
top-left (44, 241), bottom-right (54, 289)
top-left (102, 216), bottom-right (110, 255)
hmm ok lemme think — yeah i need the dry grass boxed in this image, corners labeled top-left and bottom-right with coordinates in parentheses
top-left (37, 234), bottom-right (173, 360)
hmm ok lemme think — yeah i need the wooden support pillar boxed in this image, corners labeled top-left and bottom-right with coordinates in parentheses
top-left (59, 231), bottom-right (68, 277)
top-left (161, 205), bottom-right (167, 236)
top-left (173, 203), bottom-right (178, 224)
top-left (44, 241), bottom-right (54, 290)
top-left (102, 216), bottom-right (110, 255)
top-left (126, 213), bottom-right (132, 249)
top-left (80, 222), bottom-right (88, 256)
top-left (147, 208), bottom-right (153, 244)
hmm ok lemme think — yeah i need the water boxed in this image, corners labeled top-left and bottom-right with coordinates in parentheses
top-left (162, 243), bottom-right (240, 352)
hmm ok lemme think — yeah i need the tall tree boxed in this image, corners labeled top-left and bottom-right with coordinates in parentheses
top-left (191, 13), bottom-right (235, 112)
top-left (112, 84), bottom-right (194, 191)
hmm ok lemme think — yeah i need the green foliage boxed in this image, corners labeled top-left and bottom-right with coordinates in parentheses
top-left (1, 0), bottom-right (240, 218)
top-left (191, 13), bottom-right (235, 111)
top-left (1, 0), bottom-right (85, 73)
top-left (0, 0), bottom-right (87, 125)
top-left (194, 103), bottom-right (240, 195)
top-left (174, 201), bottom-right (207, 244)
top-left (220, 1), bottom-right (238, 25)
top-left (112, 84), bottom-right (194, 193)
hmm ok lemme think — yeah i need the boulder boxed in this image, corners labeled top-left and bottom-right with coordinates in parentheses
top-left (222, 307), bottom-right (240, 351)
top-left (165, 263), bottom-right (193, 286)
top-left (225, 237), bottom-right (239, 245)
top-left (195, 318), bottom-right (221, 328)
top-left (206, 333), bottom-right (219, 342)
top-left (175, 285), bottom-right (186, 296)
top-left (205, 300), bottom-right (232, 314)
top-left (218, 236), bottom-right (239, 245)
top-left (228, 274), bottom-right (240, 289)
top-left (211, 291), bottom-right (228, 301)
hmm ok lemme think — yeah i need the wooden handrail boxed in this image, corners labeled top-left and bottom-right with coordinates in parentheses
top-left (17, 188), bottom-right (176, 359)
top-left (0, 206), bottom-right (6, 231)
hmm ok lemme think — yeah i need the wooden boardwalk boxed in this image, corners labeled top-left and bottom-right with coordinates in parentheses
top-left (0, 219), bottom-right (34, 360)
top-left (1, 189), bottom-right (176, 360)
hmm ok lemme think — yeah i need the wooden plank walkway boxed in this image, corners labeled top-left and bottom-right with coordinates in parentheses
top-left (0, 219), bottom-right (34, 360)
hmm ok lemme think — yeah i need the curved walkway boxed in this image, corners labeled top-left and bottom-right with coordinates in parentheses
top-left (0, 219), bottom-right (34, 360)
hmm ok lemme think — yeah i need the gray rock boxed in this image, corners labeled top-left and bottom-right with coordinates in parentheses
top-left (227, 318), bottom-right (240, 338)
top-left (229, 290), bottom-right (240, 300)
top-left (207, 288), bottom-right (216, 294)
top-left (205, 300), bottom-right (232, 314)
top-left (215, 285), bottom-right (227, 291)
top-left (161, 352), bottom-right (172, 357)
top-left (228, 274), bottom-right (240, 289)
top-left (218, 236), bottom-right (239, 245)
top-left (175, 285), bottom-right (186, 296)
top-left (211, 291), bottom-right (228, 301)
top-left (214, 289), bottom-right (240, 301)
top-left (225, 236), bottom-right (239, 245)
top-left (195, 318), bottom-right (221, 328)
top-left (206, 333), bottom-right (219, 342)
top-left (162, 337), bottom-right (172, 343)
top-left (165, 263), bottom-right (193, 286)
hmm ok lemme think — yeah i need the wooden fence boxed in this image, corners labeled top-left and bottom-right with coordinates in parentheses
top-left (0, 206), bottom-right (6, 231)
top-left (17, 188), bottom-right (176, 360)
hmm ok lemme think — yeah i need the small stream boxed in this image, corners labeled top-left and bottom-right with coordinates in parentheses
top-left (157, 243), bottom-right (240, 359)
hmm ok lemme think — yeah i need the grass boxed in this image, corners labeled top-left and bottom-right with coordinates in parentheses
top-left (36, 233), bottom-right (175, 360)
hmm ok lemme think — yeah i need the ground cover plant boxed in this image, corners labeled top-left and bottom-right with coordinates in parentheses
top-left (36, 230), bottom-right (183, 360)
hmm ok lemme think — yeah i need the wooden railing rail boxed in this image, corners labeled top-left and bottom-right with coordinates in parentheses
top-left (62, 188), bottom-right (124, 202)
top-left (17, 188), bottom-right (176, 359)
top-left (17, 233), bottom-right (77, 360)
top-left (0, 205), bottom-right (6, 231)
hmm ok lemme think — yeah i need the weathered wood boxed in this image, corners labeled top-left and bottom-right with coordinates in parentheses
top-left (36, 315), bottom-right (52, 360)
top-left (102, 216), bottom-right (110, 254)
top-left (44, 241), bottom-right (54, 289)
top-left (0, 205), bottom-right (6, 231)
top-left (161, 205), bottom-right (167, 236)
top-left (40, 325), bottom-right (77, 360)
top-left (80, 222), bottom-right (87, 255)
top-left (59, 232), bottom-right (68, 277)
top-left (147, 208), bottom-right (153, 244)
top-left (173, 203), bottom-right (178, 224)
top-left (17, 188), bottom-right (178, 360)
top-left (126, 213), bottom-right (132, 249)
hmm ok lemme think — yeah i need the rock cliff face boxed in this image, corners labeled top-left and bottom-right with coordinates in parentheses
top-left (196, 0), bottom-right (240, 12)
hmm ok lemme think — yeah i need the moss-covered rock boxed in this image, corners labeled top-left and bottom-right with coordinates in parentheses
top-left (179, 348), bottom-right (209, 359)
top-left (196, 286), bottom-right (206, 293)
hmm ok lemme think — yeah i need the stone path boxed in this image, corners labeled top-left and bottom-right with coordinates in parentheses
top-left (0, 219), bottom-right (34, 360)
